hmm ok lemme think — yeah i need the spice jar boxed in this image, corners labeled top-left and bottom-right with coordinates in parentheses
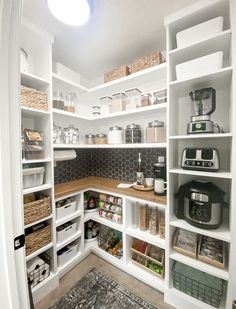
top-left (125, 88), bottom-right (142, 110)
top-left (139, 204), bottom-right (149, 231)
top-left (85, 134), bottom-right (95, 144)
top-left (64, 92), bottom-right (76, 113)
top-left (125, 123), bottom-right (142, 143)
top-left (146, 120), bottom-right (166, 143)
top-left (63, 124), bottom-right (79, 144)
top-left (108, 126), bottom-right (124, 144)
top-left (149, 206), bottom-right (159, 235)
top-left (53, 90), bottom-right (64, 110)
top-left (95, 133), bottom-right (107, 144)
top-left (110, 93), bottom-right (127, 113)
top-left (141, 93), bottom-right (152, 107)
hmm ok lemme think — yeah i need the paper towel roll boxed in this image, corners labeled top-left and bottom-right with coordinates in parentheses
top-left (27, 256), bottom-right (44, 274)
top-left (39, 264), bottom-right (50, 282)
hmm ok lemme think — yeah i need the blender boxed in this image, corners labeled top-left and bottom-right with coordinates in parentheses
top-left (187, 87), bottom-right (218, 134)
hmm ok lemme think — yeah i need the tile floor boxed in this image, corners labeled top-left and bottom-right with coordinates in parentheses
top-left (35, 253), bottom-right (175, 309)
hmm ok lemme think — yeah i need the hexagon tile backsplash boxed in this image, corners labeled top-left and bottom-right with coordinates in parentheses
top-left (54, 148), bottom-right (166, 184)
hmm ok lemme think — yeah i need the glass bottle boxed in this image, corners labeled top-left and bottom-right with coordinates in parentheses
top-left (136, 153), bottom-right (145, 186)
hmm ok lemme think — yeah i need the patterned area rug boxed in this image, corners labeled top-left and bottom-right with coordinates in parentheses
top-left (49, 267), bottom-right (158, 309)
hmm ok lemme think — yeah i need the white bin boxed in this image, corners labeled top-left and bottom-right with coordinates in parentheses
top-left (57, 243), bottom-right (78, 267)
top-left (23, 167), bottom-right (45, 189)
top-left (56, 200), bottom-right (77, 220)
top-left (57, 222), bottom-right (77, 244)
top-left (176, 16), bottom-right (223, 49)
top-left (176, 52), bottom-right (223, 81)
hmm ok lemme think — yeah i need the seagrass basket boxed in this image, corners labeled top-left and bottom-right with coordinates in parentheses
top-left (24, 196), bottom-right (51, 225)
top-left (104, 65), bottom-right (130, 83)
top-left (21, 85), bottom-right (48, 111)
top-left (130, 51), bottom-right (165, 73)
top-left (25, 225), bottom-right (51, 256)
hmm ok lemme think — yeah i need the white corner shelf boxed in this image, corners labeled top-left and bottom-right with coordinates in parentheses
top-left (57, 252), bottom-right (83, 276)
top-left (23, 184), bottom-right (52, 195)
top-left (169, 168), bottom-right (232, 179)
top-left (169, 133), bottom-right (232, 140)
top-left (52, 108), bottom-right (88, 120)
top-left (170, 219), bottom-right (230, 243)
top-left (24, 215), bottom-right (53, 229)
top-left (26, 242), bottom-right (54, 262)
top-left (169, 67), bottom-right (233, 96)
top-left (53, 143), bottom-right (167, 149)
top-left (56, 210), bottom-right (82, 227)
top-left (169, 252), bottom-right (228, 281)
top-left (84, 212), bottom-right (124, 232)
top-left (126, 227), bottom-right (166, 249)
top-left (21, 106), bottom-right (50, 117)
top-left (56, 231), bottom-right (82, 251)
top-left (22, 158), bottom-right (51, 164)
top-left (31, 273), bottom-right (55, 294)
top-left (21, 71), bottom-right (50, 89)
top-left (52, 72), bottom-right (88, 93)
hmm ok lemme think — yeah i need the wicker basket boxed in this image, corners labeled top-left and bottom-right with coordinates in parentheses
top-left (21, 85), bottom-right (48, 111)
top-left (24, 196), bottom-right (51, 226)
top-left (104, 65), bottom-right (130, 83)
top-left (25, 225), bottom-right (51, 256)
top-left (130, 51), bottom-right (165, 74)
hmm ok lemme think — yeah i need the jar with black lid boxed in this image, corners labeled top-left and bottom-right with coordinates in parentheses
top-left (125, 123), bottom-right (142, 143)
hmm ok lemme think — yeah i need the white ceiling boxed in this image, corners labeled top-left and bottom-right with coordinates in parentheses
top-left (23, 0), bottom-right (196, 80)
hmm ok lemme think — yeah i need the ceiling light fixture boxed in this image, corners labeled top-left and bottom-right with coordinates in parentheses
top-left (47, 0), bottom-right (92, 26)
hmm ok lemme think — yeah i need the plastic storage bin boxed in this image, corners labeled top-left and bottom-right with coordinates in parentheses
top-left (175, 52), bottom-right (223, 81)
top-left (56, 199), bottom-right (77, 220)
top-left (23, 129), bottom-right (45, 160)
top-left (56, 221), bottom-right (77, 243)
top-left (57, 242), bottom-right (78, 267)
top-left (23, 167), bottom-right (45, 189)
top-left (176, 17), bottom-right (223, 49)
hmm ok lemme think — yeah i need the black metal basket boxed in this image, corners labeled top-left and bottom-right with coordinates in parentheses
top-left (28, 252), bottom-right (51, 288)
top-left (172, 261), bottom-right (224, 308)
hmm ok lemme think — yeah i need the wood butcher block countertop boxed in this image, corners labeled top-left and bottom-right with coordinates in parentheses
top-left (55, 176), bottom-right (166, 205)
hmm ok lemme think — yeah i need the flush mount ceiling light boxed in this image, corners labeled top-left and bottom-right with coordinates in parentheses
top-left (47, 0), bottom-right (92, 26)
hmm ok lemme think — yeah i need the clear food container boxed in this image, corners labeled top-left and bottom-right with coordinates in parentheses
top-left (149, 206), bottom-right (159, 235)
top-left (63, 125), bottom-right (79, 144)
top-left (153, 89), bottom-right (167, 104)
top-left (64, 92), bottom-right (76, 113)
top-left (53, 123), bottom-right (64, 144)
top-left (139, 204), bottom-right (149, 231)
top-left (141, 93), bottom-right (152, 107)
top-left (110, 93), bottom-right (127, 113)
top-left (85, 133), bottom-right (95, 144)
top-left (53, 90), bottom-right (64, 110)
top-left (125, 123), bottom-right (142, 143)
top-left (95, 133), bottom-right (107, 144)
top-left (23, 129), bottom-right (45, 160)
top-left (125, 88), bottom-right (141, 110)
top-left (108, 126), bottom-right (124, 144)
top-left (146, 120), bottom-right (166, 143)
top-left (100, 96), bottom-right (112, 115)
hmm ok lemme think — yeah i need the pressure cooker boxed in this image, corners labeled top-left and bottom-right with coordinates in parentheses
top-left (175, 180), bottom-right (225, 229)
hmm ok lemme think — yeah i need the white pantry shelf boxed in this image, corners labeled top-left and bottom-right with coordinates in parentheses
top-left (24, 215), bottom-right (53, 229)
top-left (56, 231), bottom-right (82, 251)
top-left (57, 252), bottom-right (83, 276)
top-left (21, 106), bottom-right (50, 117)
top-left (169, 133), bottom-right (232, 140)
top-left (53, 143), bottom-right (167, 149)
top-left (169, 168), bottom-right (232, 179)
top-left (84, 212), bottom-right (124, 232)
top-left (126, 227), bottom-right (165, 249)
top-left (31, 273), bottom-right (55, 293)
top-left (21, 71), bottom-right (50, 89)
top-left (52, 73), bottom-right (88, 93)
top-left (169, 252), bottom-right (228, 281)
top-left (56, 210), bottom-right (82, 227)
top-left (26, 242), bottom-right (54, 262)
top-left (170, 219), bottom-right (230, 243)
top-left (23, 184), bottom-right (52, 195)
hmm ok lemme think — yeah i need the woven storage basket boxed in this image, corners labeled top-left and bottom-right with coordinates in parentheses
top-left (104, 65), bottom-right (130, 83)
top-left (21, 85), bottom-right (48, 111)
top-left (24, 197), bottom-right (51, 226)
top-left (130, 51), bottom-right (165, 74)
top-left (25, 225), bottom-right (51, 256)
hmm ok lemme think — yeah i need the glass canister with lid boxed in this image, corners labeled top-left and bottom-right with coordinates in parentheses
top-left (64, 92), bottom-right (76, 113)
top-left (53, 90), bottom-right (64, 110)
top-left (108, 126), bottom-right (124, 144)
top-left (125, 88), bottom-right (142, 110)
top-left (53, 123), bottom-right (64, 144)
top-left (146, 120), bottom-right (166, 143)
top-left (141, 93), bottom-right (152, 107)
top-left (95, 133), bottom-right (107, 144)
top-left (85, 134), bottom-right (95, 144)
top-left (125, 123), bottom-right (142, 143)
top-left (63, 124), bottom-right (79, 144)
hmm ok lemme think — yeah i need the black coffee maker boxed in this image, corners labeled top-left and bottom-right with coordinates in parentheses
top-left (154, 163), bottom-right (166, 195)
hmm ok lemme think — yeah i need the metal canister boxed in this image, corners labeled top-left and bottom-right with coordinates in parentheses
top-left (125, 123), bottom-right (142, 143)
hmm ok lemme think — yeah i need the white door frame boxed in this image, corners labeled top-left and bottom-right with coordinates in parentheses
top-left (0, 0), bottom-right (29, 308)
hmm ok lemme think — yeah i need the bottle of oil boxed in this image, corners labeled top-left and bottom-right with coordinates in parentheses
top-left (136, 153), bottom-right (145, 186)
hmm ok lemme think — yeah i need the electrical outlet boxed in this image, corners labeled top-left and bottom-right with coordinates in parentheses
top-left (158, 156), bottom-right (165, 163)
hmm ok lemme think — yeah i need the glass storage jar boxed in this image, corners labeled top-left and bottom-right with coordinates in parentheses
top-left (125, 123), bottom-right (142, 143)
top-left (64, 92), bottom-right (76, 113)
top-left (110, 93), bottom-right (127, 113)
top-left (141, 93), bottom-right (152, 107)
top-left (53, 123), bottom-right (64, 144)
top-left (95, 133), bottom-right (107, 144)
top-left (125, 88), bottom-right (142, 110)
top-left (149, 206), bottom-right (159, 235)
top-left (53, 90), bottom-right (64, 110)
top-left (139, 204), bottom-right (149, 231)
top-left (63, 124), bottom-right (79, 144)
top-left (146, 120), bottom-right (166, 143)
top-left (85, 133), bottom-right (95, 144)
top-left (108, 126), bottom-right (124, 144)
top-left (99, 96), bottom-right (112, 115)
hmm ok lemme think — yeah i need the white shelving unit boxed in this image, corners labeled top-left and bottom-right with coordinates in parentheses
top-left (165, 1), bottom-right (236, 309)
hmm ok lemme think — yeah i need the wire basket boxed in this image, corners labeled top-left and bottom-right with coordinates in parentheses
top-left (172, 261), bottom-right (224, 308)
top-left (28, 252), bottom-right (51, 288)
top-left (97, 225), bottom-right (123, 259)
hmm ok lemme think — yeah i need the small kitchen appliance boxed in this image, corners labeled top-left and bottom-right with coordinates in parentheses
top-left (175, 180), bottom-right (225, 229)
top-left (154, 163), bottom-right (166, 195)
top-left (181, 148), bottom-right (219, 172)
top-left (187, 87), bottom-right (219, 134)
